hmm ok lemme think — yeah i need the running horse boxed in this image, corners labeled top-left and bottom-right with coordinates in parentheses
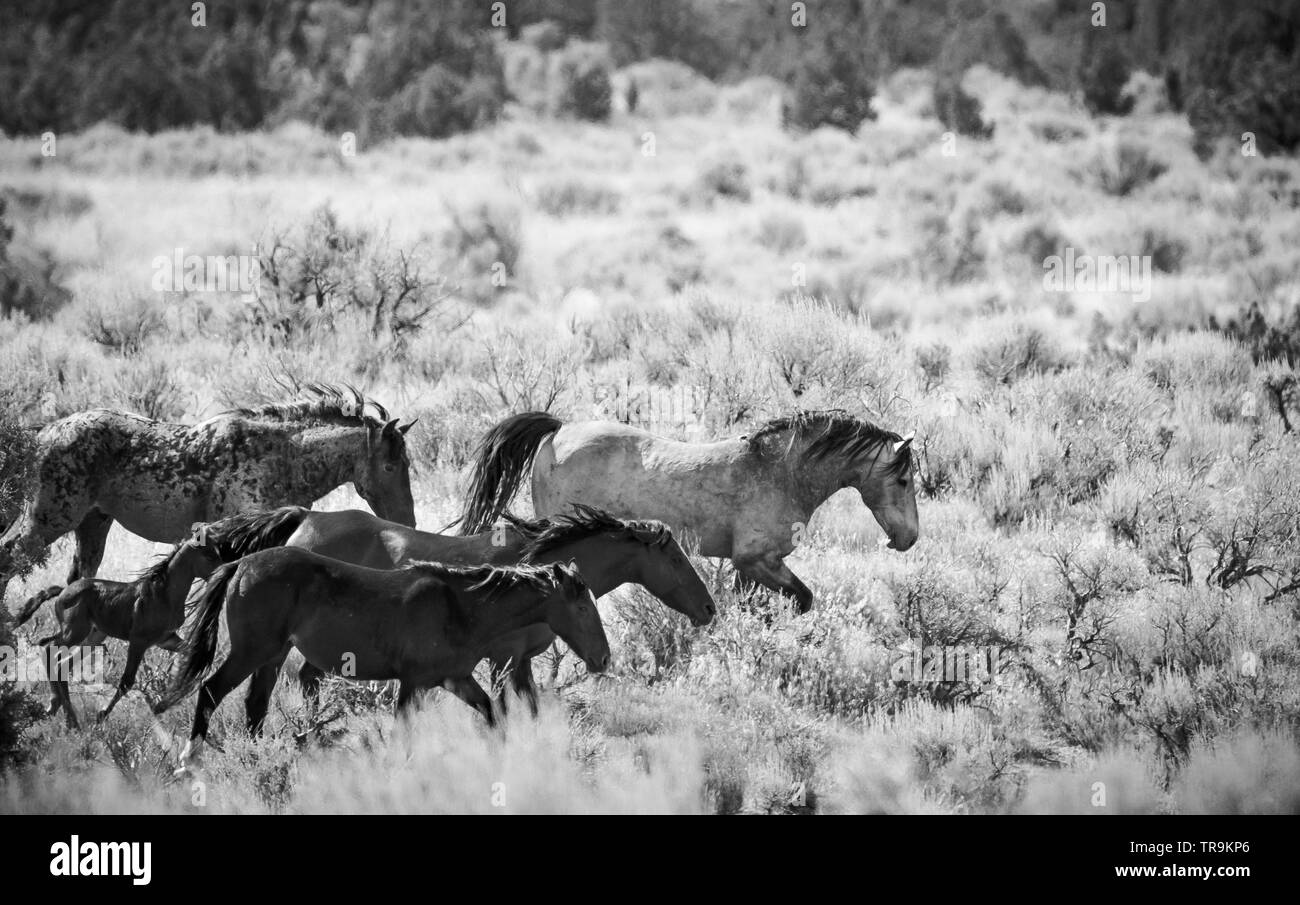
top-left (0, 384), bottom-right (417, 605)
top-left (15, 530), bottom-right (224, 728)
top-left (455, 410), bottom-right (919, 612)
top-left (198, 503), bottom-right (715, 714)
top-left (156, 552), bottom-right (610, 769)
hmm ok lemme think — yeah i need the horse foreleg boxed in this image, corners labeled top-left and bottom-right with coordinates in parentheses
top-left (733, 554), bottom-right (815, 614)
top-left (70, 511), bottom-right (114, 584)
top-left (511, 660), bottom-right (540, 718)
top-left (443, 676), bottom-right (496, 727)
top-left (98, 636), bottom-right (147, 725)
top-left (180, 650), bottom-right (267, 768)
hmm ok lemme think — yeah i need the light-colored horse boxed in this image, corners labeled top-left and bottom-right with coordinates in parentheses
top-left (0, 384), bottom-right (416, 604)
top-left (457, 410), bottom-right (918, 612)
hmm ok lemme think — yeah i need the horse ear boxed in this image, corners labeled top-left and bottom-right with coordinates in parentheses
top-left (381, 418), bottom-right (401, 438)
top-left (398, 418), bottom-right (418, 436)
top-left (893, 430), bottom-right (916, 455)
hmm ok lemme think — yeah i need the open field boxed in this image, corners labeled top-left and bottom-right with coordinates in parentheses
top-left (3, 62), bottom-right (1300, 814)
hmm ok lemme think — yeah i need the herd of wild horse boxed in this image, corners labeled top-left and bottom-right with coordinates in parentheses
top-left (0, 384), bottom-right (918, 766)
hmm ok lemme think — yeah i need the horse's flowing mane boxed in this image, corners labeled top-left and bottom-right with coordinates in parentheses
top-left (198, 507), bottom-right (309, 560)
top-left (748, 410), bottom-right (910, 476)
top-left (504, 504), bottom-right (672, 560)
top-left (226, 383), bottom-right (391, 429)
top-left (130, 543), bottom-right (191, 597)
top-left (402, 559), bottom-right (585, 601)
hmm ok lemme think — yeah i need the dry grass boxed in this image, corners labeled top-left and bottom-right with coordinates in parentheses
top-left (3, 64), bottom-right (1299, 814)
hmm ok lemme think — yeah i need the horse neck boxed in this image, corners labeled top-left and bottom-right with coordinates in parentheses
top-left (407, 528), bottom-right (524, 566)
top-left (463, 582), bottom-right (552, 646)
top-left (158, 555), bottom-right (203, 613)
top-left (268, 421), bottom-right (366, 498)
top-left (533, 536), bottom-right (629, 597)
top-left (769, 433), bottom-right (847, 514)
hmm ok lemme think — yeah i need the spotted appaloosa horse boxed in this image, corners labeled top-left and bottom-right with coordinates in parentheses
top-left (0, 384), bottom-right (417, 605)
top-left (456, 410), bottom-right (918, 613)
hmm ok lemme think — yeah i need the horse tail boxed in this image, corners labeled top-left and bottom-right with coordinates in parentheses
top-left (199, 506), bottom-right (309, 561)
top-left (156, 561), bottom-right (237, 713)
top-left (15, 586), bottom-right (62, 626)
top-left (455, 412), bottom-right (563, 535)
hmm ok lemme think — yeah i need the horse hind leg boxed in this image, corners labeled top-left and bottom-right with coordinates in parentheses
top-left (245, 651), bottom-right (289, 738)
top-left (41, 602), bottom-right (94, 729)
top-left (97, 636), bottom-right (148, 725)
top-left (180, 645), bottom-right (279, 769)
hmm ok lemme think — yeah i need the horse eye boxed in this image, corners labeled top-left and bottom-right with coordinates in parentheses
top-left (383, 464), bottom-right (396, 473)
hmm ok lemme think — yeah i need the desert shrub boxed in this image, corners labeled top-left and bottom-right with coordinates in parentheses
top-left (761, 298), bottom-right (903, 411)
top-left (696, 158), bottom-right (751, 203)
top-left (522, 20), bottom-right (568, 52)
top-left (784, 38), bottom-right (876, 134)
top-left (1138, 225), bottom-right (1188, 274)
top-left (754, 211), bottom-right (807, 254)
top-left (1208, 302), bottom-right (1300, 368)
top-left (1080, 41), bottom-right (1134, 116)
top-left (80, 294), bottom-right (166, 356)
top-left (549, 41), bottom-right (613, 121)
top-left (252, 205), bottom-right (455, 345)
top-left (110, 358), bottom-right (186, 421)
top-left (535, 178), bottom-right (622, 217)
top-left (0, 410), bottom-right (37, 531)
top-left (0, 198), bottom-right (71, 321)
top-left (440, 197), bottom-right (524, 305)
top-left (594, 0), bottom-right (727, 79)
top-left (615, 59), bottom-right (717, 117)
top-left (1178, 6), bottom-right (1300, 158)
top-left (564, 223), bottom-right (703, 296)
top-left (1123, 70), bottom-right (1171, 116)
top-left (1025, 111), bottom-right (1089, 144)
top-left (916, 342), bottom-right (951, 392)
top-left (380, 64), bottom-right (504, 139)
top-left (971, 323), bottom-right (1070, 387)
top-left (932, 69), bottom-right (992, 138)
top-left (471, 326), bottom-right (586, 412)
top-left (1088, 137), bottom-right (1169, 197)
top-left (0, 600), bottom-right (44, 770)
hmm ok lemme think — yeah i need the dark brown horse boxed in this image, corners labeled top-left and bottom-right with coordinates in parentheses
top-left (199, 503), bottom-right (715, 714)
top-left (156, 549), bottom-right (610, 769)
top-left (15, 534), bottom-right (223, 728)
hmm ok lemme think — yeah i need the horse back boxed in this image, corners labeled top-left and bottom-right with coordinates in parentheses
top-left (535, 420), bottom-right (757, 554)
